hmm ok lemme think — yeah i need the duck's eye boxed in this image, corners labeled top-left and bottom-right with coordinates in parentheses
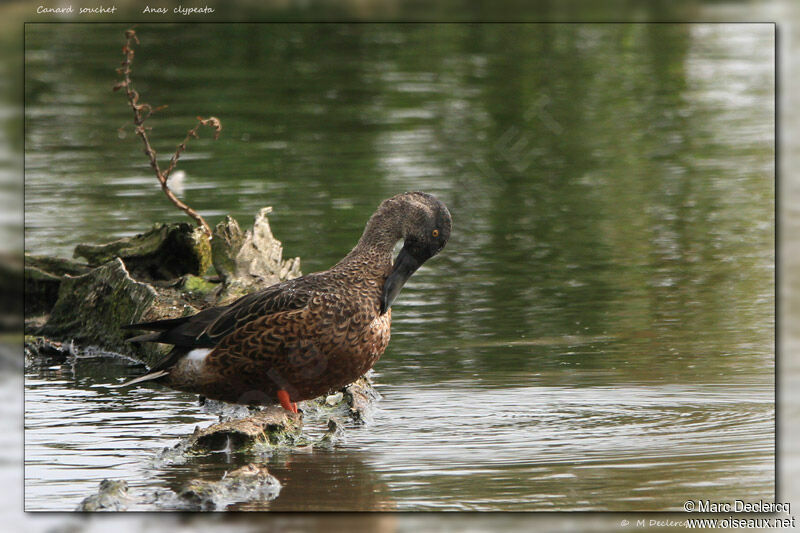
top-left (432, 229), bottom-right (439, 238)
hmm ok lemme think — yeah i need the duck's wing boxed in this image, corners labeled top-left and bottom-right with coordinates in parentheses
top-left (121, 278), bottom-right (318, 378)
top-left (125, 277), bottom-right (317, 349)
top-left (199, 282), bottom-right (316, 345)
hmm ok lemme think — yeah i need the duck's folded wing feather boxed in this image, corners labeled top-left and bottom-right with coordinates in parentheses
top-left (199, 283), bottom-right (315, 344)
top-left (126, 278), bottom-right (317, 348)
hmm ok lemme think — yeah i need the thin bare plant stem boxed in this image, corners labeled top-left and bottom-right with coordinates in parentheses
top-left (114, 29), bottom-right (219, 237)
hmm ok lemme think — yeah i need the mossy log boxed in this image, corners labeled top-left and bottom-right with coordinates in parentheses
top-left (26, 209), bottom-right (301, 365)
top-left (77, 480), bottom-right (131, 511)
top-left (78, 465), bottom-right (281, 511)
top-left (38, 258), bottom-right (158, 356)
top-left (184, 406), bottom-right (303, 454)
top-left (210, 215), bottom-right (245, 281)
top-left (212, 208), bottom-right (302, 288)
top-left (306, 375), bottom-right (381, 424)
top-left (162, 375), bottom-right (378, 456)
top-left (74, 222), bottom-right (211, 281)
top-left (177, 464), bottom-right (281, 511)
top-left (212, 208), bottom-right (302, 304)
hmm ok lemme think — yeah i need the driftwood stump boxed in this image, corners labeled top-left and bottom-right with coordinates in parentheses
top-left (25, 208), bottom-right (301, 366)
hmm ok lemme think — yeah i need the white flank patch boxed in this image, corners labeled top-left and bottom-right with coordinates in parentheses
top-left (186, 348), bottom-right (212, 362)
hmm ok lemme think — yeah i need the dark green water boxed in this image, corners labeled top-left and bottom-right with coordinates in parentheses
top-left (24, 23), bottom-right (774, 511)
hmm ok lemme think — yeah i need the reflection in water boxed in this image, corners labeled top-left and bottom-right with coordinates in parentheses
top-left (24, 23), bottom-right (773, 511)
top-left (237, 451), bottom-right (394, 511)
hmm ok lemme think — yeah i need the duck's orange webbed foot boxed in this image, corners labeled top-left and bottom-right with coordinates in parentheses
top-left (277, 389), bottom-right (299, 414)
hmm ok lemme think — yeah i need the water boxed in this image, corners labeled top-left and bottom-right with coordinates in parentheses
top-left (23, 23), bottom-right (774, 511)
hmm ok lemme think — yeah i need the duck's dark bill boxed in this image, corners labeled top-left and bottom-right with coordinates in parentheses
top-left (380, 247), bottom-right (422, 314)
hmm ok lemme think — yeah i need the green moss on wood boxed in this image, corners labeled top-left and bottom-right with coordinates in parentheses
top-left (73, 223), bottom-right (211, 280)
top-left (211, 216), bottom-right (244, 281)
top-left (184, 407), bottom-right (303, 454)
top-left (38, 258), bottom-right (158, 356)
top-left (180, 274), bottom-right (217, 296)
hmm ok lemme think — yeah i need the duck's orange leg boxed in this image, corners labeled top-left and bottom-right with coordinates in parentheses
top-left (277, 389), bottom-right (298, 414)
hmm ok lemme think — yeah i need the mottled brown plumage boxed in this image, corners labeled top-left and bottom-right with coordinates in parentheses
top-left (120, 192), bottom-right (452, 410)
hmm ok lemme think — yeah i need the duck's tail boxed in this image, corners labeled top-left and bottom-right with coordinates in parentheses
top-left (122, 315), bottom-right (194, 344)
top-left (111, 369), bottom-right (169, 388)
top-left (125, 331), bottom-right (163, 344)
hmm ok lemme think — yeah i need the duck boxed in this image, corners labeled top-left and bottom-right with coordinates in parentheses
top-left (118, 192), bottom-right (452, 413)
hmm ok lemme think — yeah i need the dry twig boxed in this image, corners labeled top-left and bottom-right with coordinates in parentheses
top-left (114, 29), bottom-right (219, 237)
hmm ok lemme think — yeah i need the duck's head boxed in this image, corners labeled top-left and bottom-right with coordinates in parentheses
top-left (370, 191), bottom-right (452, 314)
